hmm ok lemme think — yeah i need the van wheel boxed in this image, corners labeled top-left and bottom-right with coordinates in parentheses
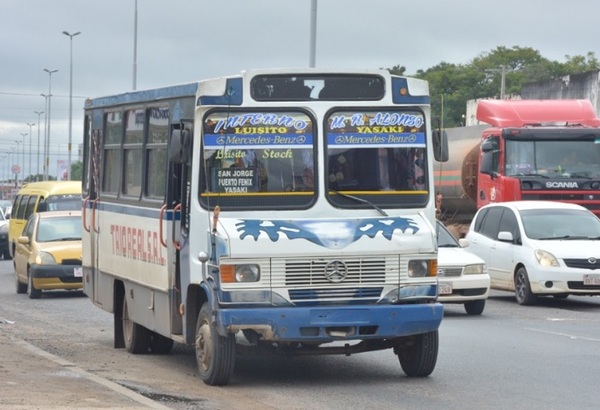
top-left (27, 270), bottom-right (42, 299)
top-left (122, 294), bottom-right (150, 353)
top-left (195, 302), bottom-right (235, 386)
top-left (515, 267), bottom-right (537, 305)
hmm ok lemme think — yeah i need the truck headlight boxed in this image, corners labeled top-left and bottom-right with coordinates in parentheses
top-left (408, 259), bottom-right (437, 277)
top-left (221, 264), bottom-right (260, 283)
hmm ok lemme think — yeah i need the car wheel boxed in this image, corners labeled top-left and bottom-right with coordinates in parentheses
top-left (122, 294), bottom-right (150, 353)
top-left (515, 267), bottom-right (537, 305)
top-left (15, 270), bottom-right (27, 294)
top-left (4, 250), bottom-right (12, 260)
top-left (464, 299), bottom-right (486, 315)
top-left (195, 302), bottom-right (236, 386)
top-left (396, 330), bottom-right (438, 377)
top-left (27, 270), bottom-right (42, 299)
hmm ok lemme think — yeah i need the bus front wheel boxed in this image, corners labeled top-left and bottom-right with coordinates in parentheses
top-left (395, 330), bottom-right (439, 377)
top-left (195, 302), bottom-right (235, 386)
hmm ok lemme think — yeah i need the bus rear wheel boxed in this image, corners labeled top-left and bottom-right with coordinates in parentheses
top-left (122, 294), bottom-right (150, 353)
top-left (195, 302), bottom-right (235, 386)
top-left (395, 330), bottom-right (438, 377)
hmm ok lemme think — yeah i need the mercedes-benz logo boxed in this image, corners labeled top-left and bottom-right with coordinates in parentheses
top-left (324, 260), bottom-right (348, 283)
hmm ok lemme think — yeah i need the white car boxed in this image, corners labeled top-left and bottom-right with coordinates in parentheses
top-left (436, 221), bottom-right (490, 315)
top-left (466, 201), bottom-right (600, 305)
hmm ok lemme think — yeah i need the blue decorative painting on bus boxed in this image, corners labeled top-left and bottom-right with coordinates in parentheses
top-left (235, 217), bottom-right (419, 249)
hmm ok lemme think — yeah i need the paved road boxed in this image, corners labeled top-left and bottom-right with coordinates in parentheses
top-left (2, 259), bottom-right (600, 409)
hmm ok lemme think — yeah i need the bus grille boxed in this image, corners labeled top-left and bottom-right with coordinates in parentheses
top-left (288, 287), bottom-right (383, 302)
top-left (282, 258), bottom-right (387, 286)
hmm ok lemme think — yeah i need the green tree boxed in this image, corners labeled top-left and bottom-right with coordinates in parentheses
top-left (70, 160), bottom-right (82, 181)
top-left (397, 46), bottom-right (600, 128)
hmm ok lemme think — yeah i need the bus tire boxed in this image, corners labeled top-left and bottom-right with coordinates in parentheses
top-left (195, 302), bottom-right (235, 386)
top-left (122, 294), bottom-right (150, 354)
top-left (149, 331), bottom-right (174, 354)
top-left (396, 330), bottom-right (438, 377)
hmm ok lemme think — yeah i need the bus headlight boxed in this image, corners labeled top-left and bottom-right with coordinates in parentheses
top-left (408, 259), bottom-right (437, 277)
top-left (221, 264), bottom-right (261, 283)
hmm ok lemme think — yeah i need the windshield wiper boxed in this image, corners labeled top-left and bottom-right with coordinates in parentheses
top-left (537, 235), bottom-right (589, 240)
top-left (331, 190), bottom-right (388, 216)
top-left (438, 244), bottom-right (460, 248)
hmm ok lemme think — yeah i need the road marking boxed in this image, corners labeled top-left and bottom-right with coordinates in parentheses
top-left (11, 336), bottom-right (171, 409)
top-left (527, 327), bottom-right (600, 342)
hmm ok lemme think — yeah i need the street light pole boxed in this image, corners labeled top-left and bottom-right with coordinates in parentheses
top-left (43, 68), bottom-right (58, 181)
top-left (34, 111), bottom-right (44, 181)
top-left (63, 30), bottom-right (81, 181)
top-left (26, 123), bottom-right (35, 179)
top-left (133, 0), bottom-right (138, 90)
top-left (20, 133), bottom-right (27, 182)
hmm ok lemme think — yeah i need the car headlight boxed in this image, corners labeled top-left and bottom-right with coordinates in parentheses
top-left (408, 259), bottom-right (437, 277)
top-left (463, 264), bottom-right (486, 275)
top-left (35, 251), bottom-right (57, 265)
top-left (220, 264), bottom-right (260, 283)
top-left (534, 249), bottom-right (559, 267)
top-left (0, 223), bottom-right (8, 234)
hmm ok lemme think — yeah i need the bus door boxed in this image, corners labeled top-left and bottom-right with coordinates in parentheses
top-left (82, 117), bottom-right (102, 304)
top-left (164, 121), bottom-right (193, 335)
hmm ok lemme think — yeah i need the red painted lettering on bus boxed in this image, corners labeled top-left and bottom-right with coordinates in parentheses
top-left (110, 224), bottom-right (166, 266)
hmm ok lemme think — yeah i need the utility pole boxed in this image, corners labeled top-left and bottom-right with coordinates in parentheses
top-left (485, 65), bottom-right (514, 99)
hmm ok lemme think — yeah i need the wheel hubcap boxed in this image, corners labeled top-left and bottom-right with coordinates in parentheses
top-left (196, 318), bottom-right (212, 371)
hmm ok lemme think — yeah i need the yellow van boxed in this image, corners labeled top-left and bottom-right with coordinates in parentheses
top-left (9, 181), bottom-right (81, 258)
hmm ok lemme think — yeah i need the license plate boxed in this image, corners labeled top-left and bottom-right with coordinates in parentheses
top-left (74, 267), bottom-right (83, 278)
top-left (583, 274), bottom-right (600, 286)
top-left (438, 282), bottom-right (452, 295)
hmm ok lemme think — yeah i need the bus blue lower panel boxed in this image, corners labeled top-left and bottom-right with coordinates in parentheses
top-left (216, 303), bottom-right (443, 342)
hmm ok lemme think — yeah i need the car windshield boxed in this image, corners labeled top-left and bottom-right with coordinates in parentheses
top-left (436, 222), bottom-right (460, 247)
top-left (36, 216), bottom-right (82, 242)
top-left (520, 208), bottom-right (600, 240)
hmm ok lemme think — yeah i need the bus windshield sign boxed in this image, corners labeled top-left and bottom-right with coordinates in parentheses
top-left (203, 111), bottom-right (315, 200)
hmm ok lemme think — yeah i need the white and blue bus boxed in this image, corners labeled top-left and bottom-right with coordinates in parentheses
top-left (82, 68), bottom-right (445, 385)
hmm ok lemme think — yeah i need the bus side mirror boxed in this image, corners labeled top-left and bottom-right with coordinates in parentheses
top-left (432, 130), bottom-right (449, 162)
top-left (169, 128), bottom-right (192, 164)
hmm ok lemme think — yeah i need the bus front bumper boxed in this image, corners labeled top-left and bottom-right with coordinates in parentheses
top-left (216, 303), bottom-right (443, 342)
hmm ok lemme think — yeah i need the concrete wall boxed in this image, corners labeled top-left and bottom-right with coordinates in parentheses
top-left (465, 70), bottom-right (600, 124)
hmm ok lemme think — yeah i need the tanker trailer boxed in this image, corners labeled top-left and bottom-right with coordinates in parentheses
top-left (433, 124), bottom-right (487, 229)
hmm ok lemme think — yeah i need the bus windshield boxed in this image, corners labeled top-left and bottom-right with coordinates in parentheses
top-left (201, 110), bottom-right (316, 209)
top-left (326, 109), bottom-right (429, 209)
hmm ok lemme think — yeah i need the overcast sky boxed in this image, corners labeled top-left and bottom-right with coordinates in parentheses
top-left (1, 0), bottom-right (598, 178)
